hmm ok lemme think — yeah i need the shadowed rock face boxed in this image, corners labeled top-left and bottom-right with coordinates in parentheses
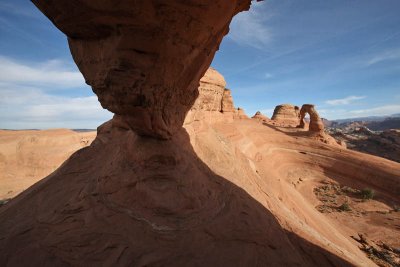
top-left (298, 104), bottom-right (324, 133)
top-left (32, 0), bottom-right (252, 139)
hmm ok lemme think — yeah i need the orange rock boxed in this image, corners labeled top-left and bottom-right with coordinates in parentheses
top-left (271, 104), bottom-right (300, 126)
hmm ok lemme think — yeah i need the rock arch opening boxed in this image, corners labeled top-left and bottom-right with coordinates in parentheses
top-left (298, 104), bottom-right (324, 133)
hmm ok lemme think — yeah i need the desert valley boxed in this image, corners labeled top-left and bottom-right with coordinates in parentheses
top-left (0, 1), bottom-right (399, 267)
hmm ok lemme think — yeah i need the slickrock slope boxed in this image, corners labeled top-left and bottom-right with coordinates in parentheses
top-left (271, 104), bottom-right (300, 126)
top-left (252, 111), bottom-right (270, 122)
top-left (235, 107), bottom-right (250, 119)
top-left (0, 129), bottom-right (95, 199)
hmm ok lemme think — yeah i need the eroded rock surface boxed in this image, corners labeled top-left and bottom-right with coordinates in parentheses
top-left (32, 0), bottom-right (252, 139)
top-left (221, 89), bottom-right (236, 113)
top-left (271, 104), bottom-right (300, 125)
top-left (298, 104), bottom-right (324, 133)
top-left (191, 67), bottom-right (226, 112)
top-left (252, 111), bottom-right (269, 122)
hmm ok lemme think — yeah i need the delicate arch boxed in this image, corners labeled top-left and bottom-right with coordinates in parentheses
top-left (298, 104), bottom-right (324, 133)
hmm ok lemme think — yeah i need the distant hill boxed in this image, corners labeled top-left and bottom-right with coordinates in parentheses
top-left (328, 114), bottom-right (400, 131)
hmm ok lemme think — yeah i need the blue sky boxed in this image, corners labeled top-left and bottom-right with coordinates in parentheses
top-left (1, 0), bottom-right (400, 129)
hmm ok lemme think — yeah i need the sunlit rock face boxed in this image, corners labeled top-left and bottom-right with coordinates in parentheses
top-left (32, 0), bottom-right (252, 139)
top-left (271, 104), bottom-right (300, 125)
top-left (221, 89), bottom-right (236, 113)
top-left (298, 104), bottom-right (324, 133)
top-left (191, 67), bottom-right (226, 112)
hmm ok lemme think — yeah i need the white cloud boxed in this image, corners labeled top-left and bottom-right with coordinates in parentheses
top-left (325, 95), bottom-right (366, 106)
top-left (319, 105), bottom-right (400, 120)
top-left (228, 4), bottom-right (271, 49)
top-left (0, 85), bottom-right (112, 129)
top-left (0, 56), bottom-right (85, 89)
top-left (347, 105), bottom-right (400, 117)
top-left (366, 48), bottom-right (400, 66)
top-left (0, 56), bottom-right (112, 129)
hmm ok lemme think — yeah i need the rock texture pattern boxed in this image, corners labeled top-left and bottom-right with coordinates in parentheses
top-left (191, 67), bottom-right (226, 112)
top-left (32, 0), bottom-right (252, 139)
top-left (271, 104), bottom-right (300, 125)
top-left (298, 104), bottom-right (324, 133)
top-left (221, 89), bottom-right (236, 113)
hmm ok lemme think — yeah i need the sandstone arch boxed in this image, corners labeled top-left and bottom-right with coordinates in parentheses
top-left (298, 104), bottom-right (324, 133)
top-left (32, 0), bottom-right (253, 139)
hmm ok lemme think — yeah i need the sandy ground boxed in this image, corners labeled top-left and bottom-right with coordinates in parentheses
top-left (0, 129), bottom-right (96, 199)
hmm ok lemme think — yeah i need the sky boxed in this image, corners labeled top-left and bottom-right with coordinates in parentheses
top-left (1, 0), bottom-right (400, 129)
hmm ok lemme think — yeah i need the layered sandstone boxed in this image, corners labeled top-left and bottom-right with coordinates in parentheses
top-left (298, 104), bottom-right (324, 133)
top-left (32, 0), bottom-right (252, 139)
top-left (221, 89), bottom-right (236, 113)
top-left (184, 67), bottom-right (235, 125)
top-left (271, 104), bottom-right (300, 125)
top-left (191, 67), bottom-right (226, 112)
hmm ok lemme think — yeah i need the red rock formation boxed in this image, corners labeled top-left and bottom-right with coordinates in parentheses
top-left (298, 104), bottom-right (324, 133)
top-left (191, 67), bottom-right (226, 112)
top-left (221, 88), bottom-right (236, 113)
top-left (32, 0), bottom-right (252, 139)
top-left (184, 67), bottom-right (233, 125)
top-left (271, 104), bottom-right (300, 125)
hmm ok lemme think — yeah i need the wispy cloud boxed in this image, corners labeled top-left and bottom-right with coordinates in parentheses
top-left (228, 4), bottom-right (271, 49)
top-left (0, 56), bottom-right (111, 129)
top-left (347, 105), bottom-right (400, 117)
top-left (0, 56), bottom-right (84, 89)
top-left (325, 95), bottom-right (366, 106)
top-left (0, 85), bottom-right (112, 129)
top-left (366, 48), bottom-right (400, 66)
top-left (264, 73), bottom-right (273, 79)
top-left (319, 105), bottom-right (400, 120)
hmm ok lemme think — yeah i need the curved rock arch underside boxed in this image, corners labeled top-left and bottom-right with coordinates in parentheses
top-left (33, 0), bottom-right (253, 139)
